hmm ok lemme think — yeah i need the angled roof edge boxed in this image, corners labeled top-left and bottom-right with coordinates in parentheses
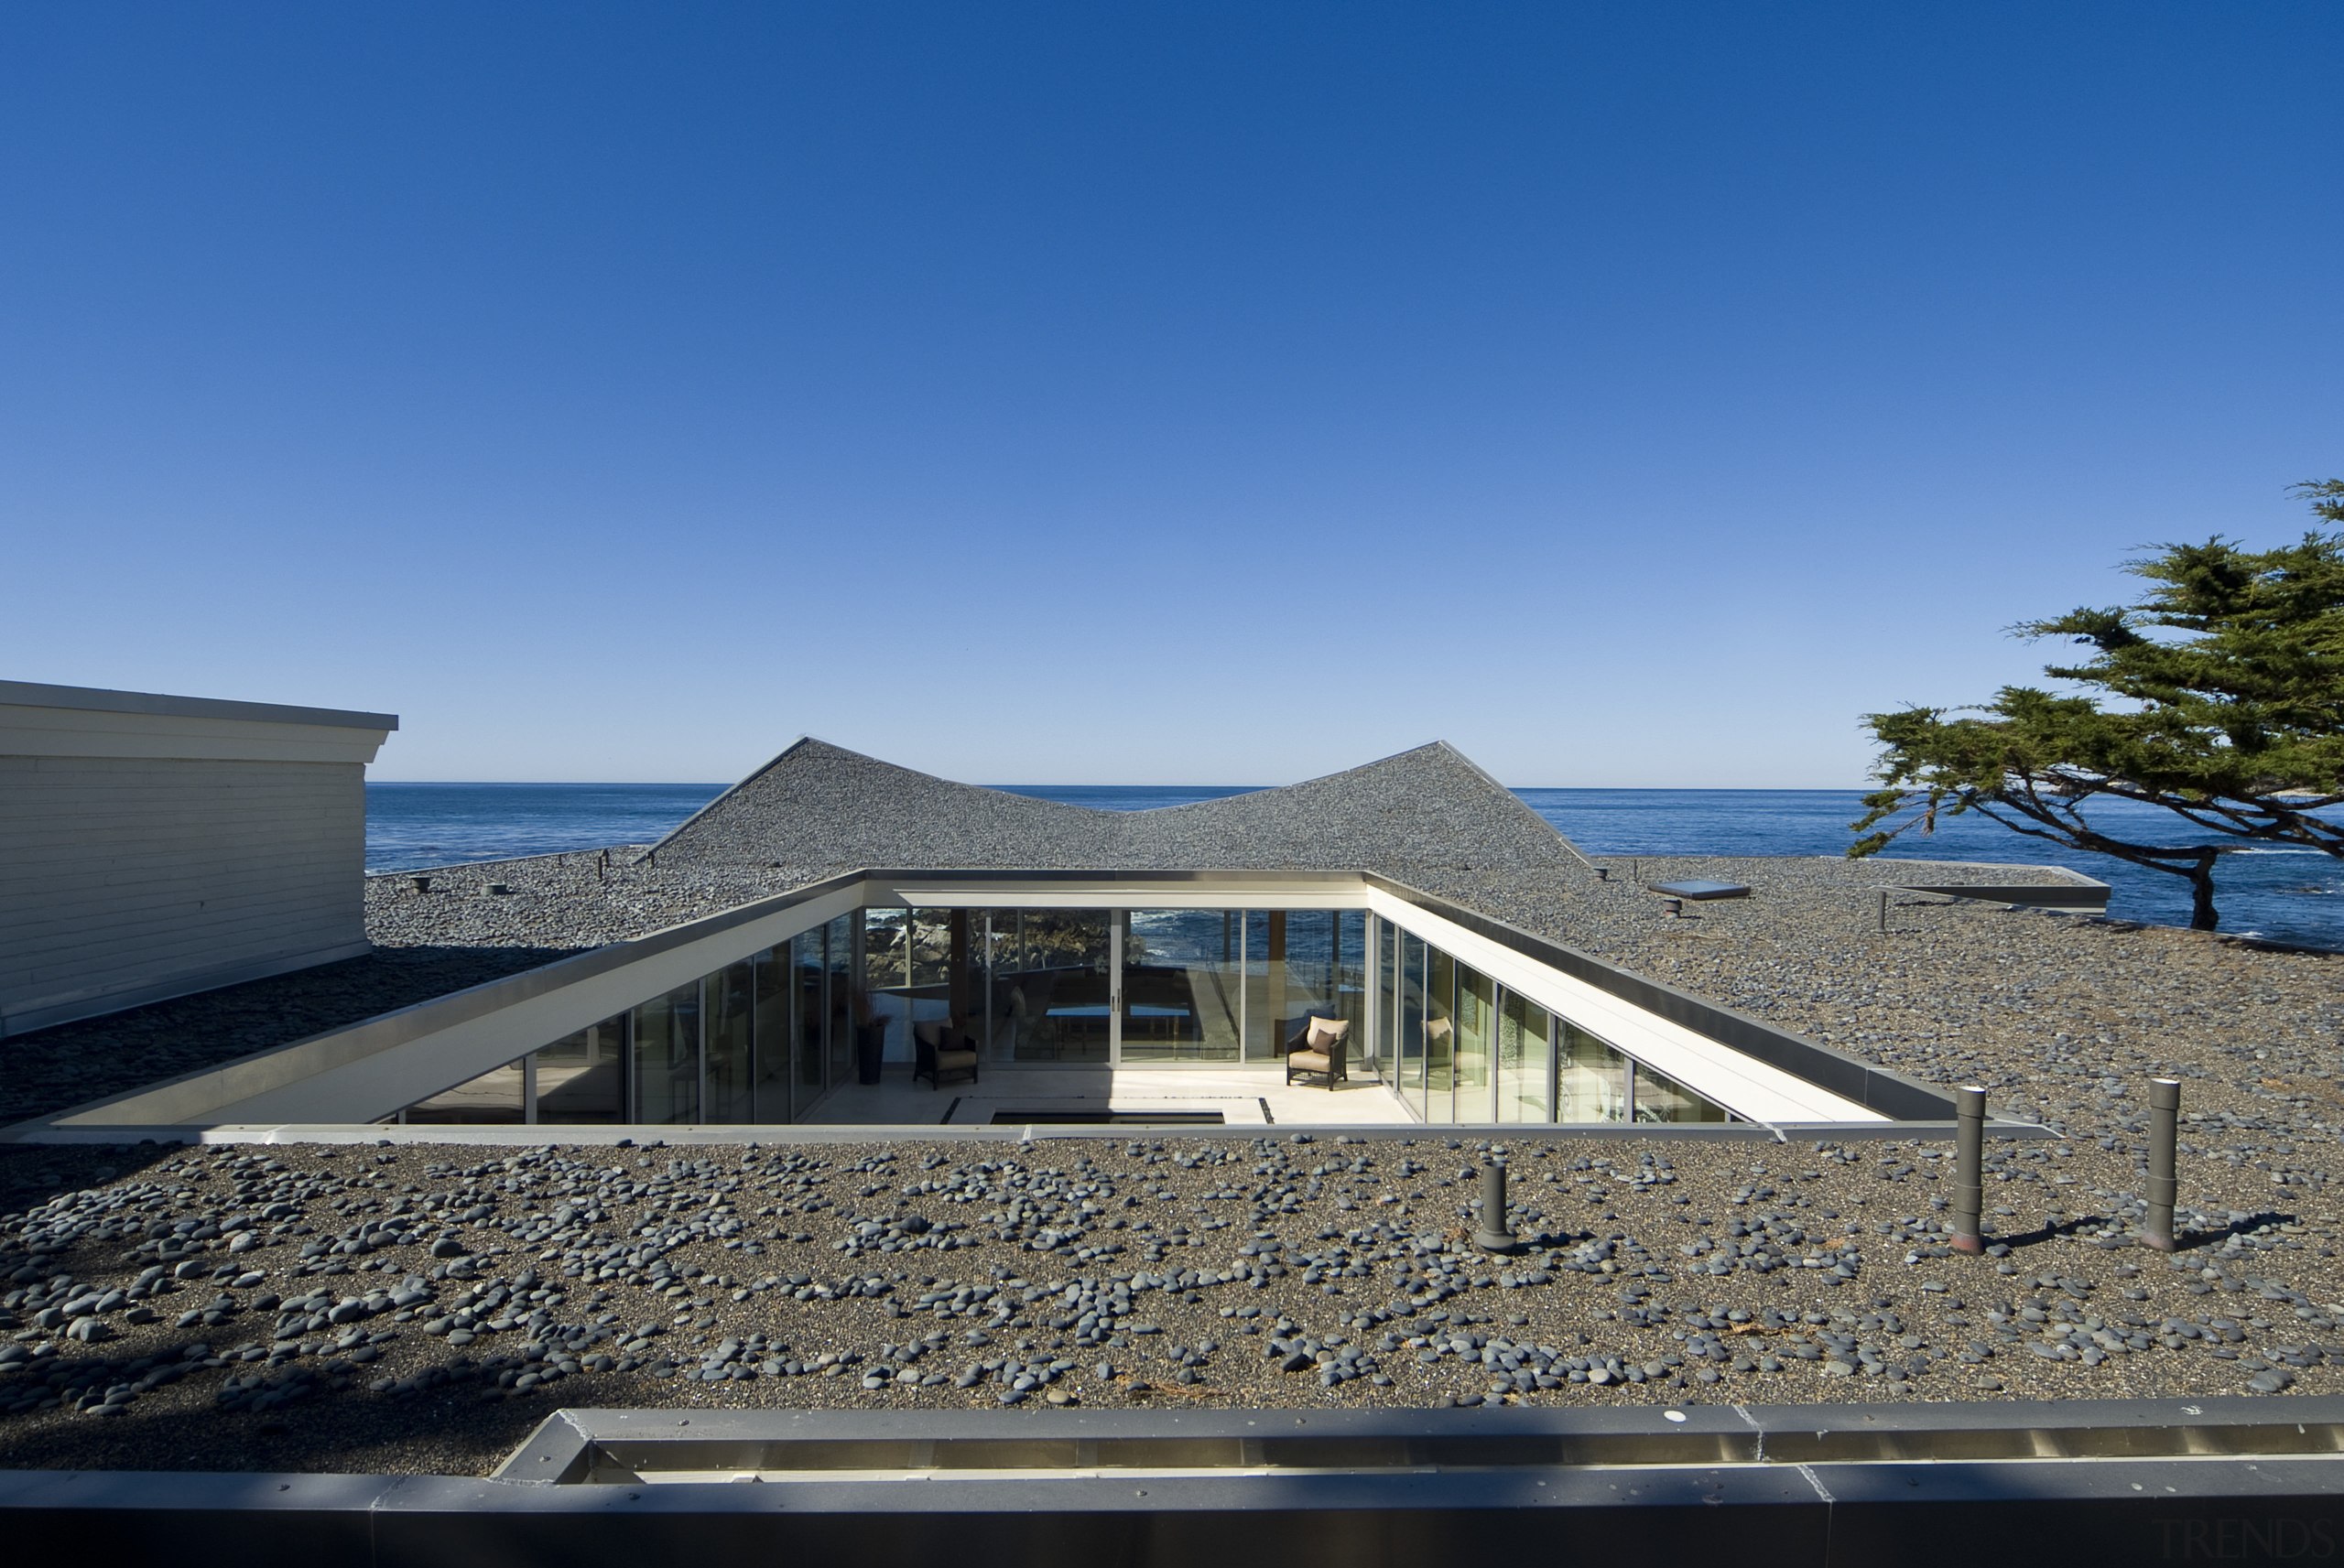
top-left (639, 734), bottom-right (823, 860)
top-left (1426, 740), bottom-right (1597, 869)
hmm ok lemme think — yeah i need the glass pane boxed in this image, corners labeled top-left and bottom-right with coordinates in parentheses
top-left (1370, 918), bottom-right (1394, 1085)
top-left (1496, 991), bottom-right (1551, 1123)
top-left (1423, 946), bottom-right (1455, 1122)
top-left (863, 907), bottom-right (912, 1065)
top-left (1400, 934), bottom-right (1427, 1116)
top-left (1453, 964), bottom-right (1492, 1121)
top-left (909, 908), bottom-right (953, 989)
top-left (1557, 1022), bottom-right (1630, 1123)
top-left (826, 914), bottom-right (853, 1087)
top-left (796, 927), bottom-right (827, 1109)
top-left (703, 958), bottom-right (755, 1124)
top-left (1241, 911), bottom-right (1275, 1062)
top-left (1333, 911), bottom-right (1368, 1072)
top-left (632, 982), bottom-right (700, 1124)
top-left (977, 910), bottom-right (1015, 1057)
top-left (1633, 1062), bottom-right (1731, 1123)
top-left (405, 1056), bottom-right (526, 1123)
top-left (1285, 910), bottom-right (1339, 1021)
top-left (1122, 908), bottom-right (1243, 1063)
top-left (989, 909), bottom-right (1112, 1062)
top-left (1249, 910), bottom-right (1345, 1061)
top-left (537, 1017), bottom-right (625, 1124)
top-left (753, 944), bottom-right (794, 1121)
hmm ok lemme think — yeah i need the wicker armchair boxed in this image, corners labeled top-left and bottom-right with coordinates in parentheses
top-left (913, 1020), bottom-right (980, 1088)
top-left (1283, 1014), bottom-right (1351, 1089)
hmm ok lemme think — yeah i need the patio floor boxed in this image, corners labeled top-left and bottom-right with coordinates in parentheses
top-left (800, 1064), bottom-right (1417, 1129)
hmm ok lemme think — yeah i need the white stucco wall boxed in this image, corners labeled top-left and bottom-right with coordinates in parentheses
top-left (0, 682), bottom-right (396, 1036)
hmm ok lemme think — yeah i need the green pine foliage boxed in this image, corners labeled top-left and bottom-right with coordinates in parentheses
top-left (1850, 481), bottom-right (2344, 930)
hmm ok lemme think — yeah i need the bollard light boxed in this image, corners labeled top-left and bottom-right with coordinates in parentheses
top-left (1950, 1086), bottom-right (1985, 1253)
top-left (2143, 1077), bottom-right (2181, 1252)
top-left (1475, 1162), bottom-right (1519, 1254)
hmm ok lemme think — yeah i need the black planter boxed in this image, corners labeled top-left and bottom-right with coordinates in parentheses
top-left (856, 1022), bottom-right (885, 1086)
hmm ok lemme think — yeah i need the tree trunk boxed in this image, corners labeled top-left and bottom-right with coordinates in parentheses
top-left (2187, 850), bottom-right (2219, 931)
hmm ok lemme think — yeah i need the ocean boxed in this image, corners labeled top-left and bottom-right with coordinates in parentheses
top-left (365, 782), bottom-right (2344, 950)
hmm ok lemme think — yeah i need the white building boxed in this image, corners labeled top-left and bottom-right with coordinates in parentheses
top-left (0, 680), bottom-right (396, 1036)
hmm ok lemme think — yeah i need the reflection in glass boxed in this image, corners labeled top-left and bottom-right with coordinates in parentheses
top-left (1633, 1062), bottom-right (1731, 1123)
top-left (632, 982), bottom-right (700, 1123)
top-left (1496, 990), bottom-right (1551, 1122)
top-left (703, 958), bottom-right (755, 1123)
top-left (1557, 1022), bottom-right (1630, 1123)
top-left (1400, 934), bottom-right (1427, 1116)
top-left (1423, 947), bottom-right (1456, 1122)
top-left (1122, 909), bottom-right (1243, 1063)
top-left (1369, 917), bottom-right (1396, 1085)
top-left (538, 1016), bottom-right (625, 1123)
top-left (863, 907), bottom-right (911, 1063)
top-left (1453, 963), bottom-right (1492, 1121)
top-left (1241, 911), bottom-right (1277, 1062)
top-left (405, 1056), bottom-right (526, 1123)
top-left (982, 908), bottom-right (1111, 1062)
top-left (1333, 910), bottom-right (1367, 1070)
top-left (793, 926), bottom-right (827, 1111)
top-left (826, 914), bottom-right (854, 1088)
top-left (752, 944), bottom-right (794, 1121)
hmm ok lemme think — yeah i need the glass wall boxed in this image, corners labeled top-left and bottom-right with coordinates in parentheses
top-left (1398, 932), bottom-right (1427, 1117)
top-left (1333, 910), bottom-right (1367, 1071)
top-left (632, 981), bottom-right (700, 1124)
top-left (752, 943), bottom-right (795, 1121)
top-left (791, 926), bottom-right (825, 1113)
top-left (1121, 908), bottom-right (1244, 1063)
top-left (1557, 1021), bottom-right (1632, 1122)
top-left (825, 914), bottom-right (854, 1088)
top-left (1496, 990), bottom-right (1551, 1122)
top-left (1453, 963), bottom-right (1493, 1121)
top-left (983, 908), bottom-right (1112, 1062)
top-left (863, 907), bottom-right (911, 1064)
top-left (1370, 917), bottom-right (1397, 1085)
top-left (1634, 1062), bottom-right (1732, 1123)
top-left (404, 1057), bottom-right (526, 1123)
top-left (1422, 947), bottom-right (1456, 1121)
top-left (1244, 909), bottom-right (1359, 1060)
top-left (396, 900), bottom-right (1742, 1129)
top-left (702, 958), bottom-right (756, 1124)
top-left (538, 1015), bottom-right (625, 1122)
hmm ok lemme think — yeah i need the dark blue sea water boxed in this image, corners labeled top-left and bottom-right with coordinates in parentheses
top-left (366, 782), bottom-right (2344, 949)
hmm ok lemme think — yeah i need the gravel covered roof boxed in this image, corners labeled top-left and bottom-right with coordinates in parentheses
top-left (647, 738), bottom-right (1587, 877)
top-left (3, 741), bottom-right (2342, 1467)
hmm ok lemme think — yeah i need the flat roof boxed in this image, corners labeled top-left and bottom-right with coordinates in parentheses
top-left (0, 678), bottom-right (398, 732)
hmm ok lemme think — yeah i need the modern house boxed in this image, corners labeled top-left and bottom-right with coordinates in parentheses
top-left (0, 680), bottom-right (396, 1037)
top-left (18, 736), bottom-right (2106, 1140)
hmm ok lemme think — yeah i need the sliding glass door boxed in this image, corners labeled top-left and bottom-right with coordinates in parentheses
top-left (1121, 908), bottom-right (1244, 1063)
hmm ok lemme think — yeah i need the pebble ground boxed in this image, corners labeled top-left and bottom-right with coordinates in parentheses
top-left (5, 1120), bottom-right (2339, 1476)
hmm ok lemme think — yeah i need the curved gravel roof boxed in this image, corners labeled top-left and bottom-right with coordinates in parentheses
top-left (646, 738), bottom-right (1590, 878)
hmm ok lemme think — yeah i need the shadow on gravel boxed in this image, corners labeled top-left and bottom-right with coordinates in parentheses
top-left (1992, 1210), bottom-right (2300, 1255)
top-left (2176, 1211), bottom-right (2297, 1251)
top-left (1995, 1217), bottom-right (2111, 1250)
top-left (0, 1377), bottom-right (559, 1476)
top-left (0, 1144), bottom-right (181, 1217)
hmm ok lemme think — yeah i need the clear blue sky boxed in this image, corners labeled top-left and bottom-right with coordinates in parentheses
top-left (4, 4), bottom-right (2338, 786)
